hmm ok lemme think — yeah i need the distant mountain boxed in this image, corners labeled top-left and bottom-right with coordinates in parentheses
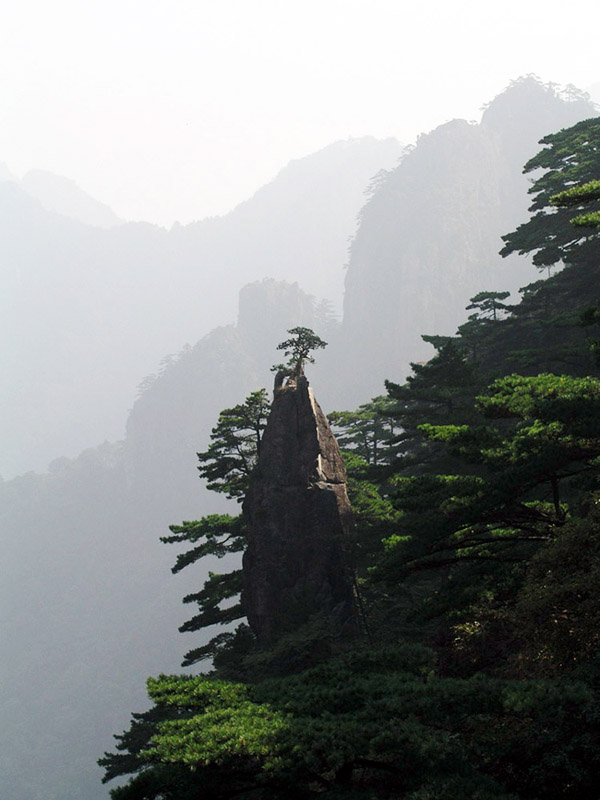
top-left (210, 137), bottom-right (401, 306)
top-left (1, 137), bottom-right (401, 478)
top-left (0, 161), bottom-right (16, 181)
top-left (21, 169), bottom-right (124, 228)
top-left (335, 77), bottom-right (597, 408)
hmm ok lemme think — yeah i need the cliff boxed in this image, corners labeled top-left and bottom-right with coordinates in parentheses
top-left (334, 78), bottom-right (596, 408)
top-left (242, 373), bottom-right (357, 644)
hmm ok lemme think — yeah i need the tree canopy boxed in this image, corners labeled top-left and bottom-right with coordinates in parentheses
top-left (196, 389), bottom-right (270, 500)
top-left (272, 326), bottom-right (327, 377)
top-left (500, 117), bottom-right (600, 269)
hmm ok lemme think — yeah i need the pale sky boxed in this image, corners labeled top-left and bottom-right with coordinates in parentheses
top-left (1, 0), bottom-right (598, 227)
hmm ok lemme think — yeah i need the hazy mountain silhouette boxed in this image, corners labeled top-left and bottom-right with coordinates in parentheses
top-left (21, 169), bottom-right (124, 228)
top-left (0, 161), bottom-right (16, 181)
top-left (1, 137), bottom-right (400, 478)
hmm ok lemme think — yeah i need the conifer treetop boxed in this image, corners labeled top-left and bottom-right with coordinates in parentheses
top-left (271, 326), bottom-right (327, 377)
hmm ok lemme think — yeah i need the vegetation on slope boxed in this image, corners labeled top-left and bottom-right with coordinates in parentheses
top-left (101, 117), bottom-right (600, 799)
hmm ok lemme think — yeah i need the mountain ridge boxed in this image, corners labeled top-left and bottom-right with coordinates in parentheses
top-left (1, 136), bottom-right (400, 478)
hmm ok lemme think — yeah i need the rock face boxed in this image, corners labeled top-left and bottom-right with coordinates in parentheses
top-left (242, 374), bottom-right (357, 644)
top-left (335, 78), bottom-right (596, 409)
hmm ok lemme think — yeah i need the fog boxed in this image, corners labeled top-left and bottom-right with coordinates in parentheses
top-left (1, 3), bottom-right (599, 799)
top-left (1, 1), bottom-right (597, 226)
top-left (0, 137), bottom-right (400, 478)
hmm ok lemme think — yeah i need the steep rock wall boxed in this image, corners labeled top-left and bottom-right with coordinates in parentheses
top-left (242, 375), bottom-right (356, 644)
top-left (334, 78), bottom-right (596, 409)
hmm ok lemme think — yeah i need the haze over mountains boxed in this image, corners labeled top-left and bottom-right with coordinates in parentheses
top-left (1, 136), bottom-right (400, 478)
top-left (1, 78), bottom-right (597, 800)
top-left (338, 78), bottom-right (595, 406)
top-left (21, 170), bottom-right (125, 228)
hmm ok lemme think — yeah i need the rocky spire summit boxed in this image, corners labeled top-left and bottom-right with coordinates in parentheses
top-left (242, 373), bottom-right (357, 644)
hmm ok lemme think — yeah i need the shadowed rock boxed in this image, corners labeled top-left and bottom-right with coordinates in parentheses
top-left (242, 373), bottom-right (357, 644)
